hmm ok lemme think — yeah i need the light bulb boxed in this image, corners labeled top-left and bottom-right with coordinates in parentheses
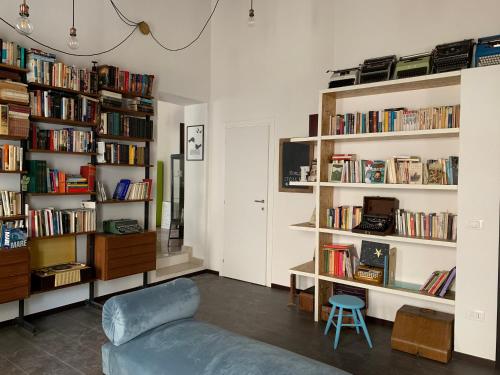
top-left (68, 27), bottom-right (79, 50)
top-left (16, 15), bottom-right (34, 35)
top-left (248, 8), bottom-right (255, 26)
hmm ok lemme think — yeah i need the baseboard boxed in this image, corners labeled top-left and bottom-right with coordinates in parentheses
top-left (271, 283), bottom-right (290, 291)
top-left (453, 351), bottom-right (496, 368)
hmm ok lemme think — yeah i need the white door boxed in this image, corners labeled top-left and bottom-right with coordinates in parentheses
top-left (223, 123), bottom-right (269, 285)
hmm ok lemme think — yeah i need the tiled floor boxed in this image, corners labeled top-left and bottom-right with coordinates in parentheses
top-left (0, 273), bottom-right (497, 374)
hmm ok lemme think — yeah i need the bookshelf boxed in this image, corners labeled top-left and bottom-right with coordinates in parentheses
top-left (287, 71), bottom-right (461, 322)
top-left (29, 116), bottom-right (98, 128)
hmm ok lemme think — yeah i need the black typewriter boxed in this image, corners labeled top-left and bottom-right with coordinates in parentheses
top-left (432, 39), bottom-right (474, 73)
top-left (327, 67), bottom-right (359, 88)
top-left (355, 214), bottom-right (393, 232)
top-left (353, 196), bottom-right (399, 235)
top-left (359, 55), bottom-right (397, 84)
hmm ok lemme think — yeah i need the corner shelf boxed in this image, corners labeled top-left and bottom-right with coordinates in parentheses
top-left (289, 181), bottom-right (317, 187)
top-left (289, 261), bottom-right (315, 278)
top-left (30, 115), bottom-right (98, 128)
top-left (321, 128), bottom-right (460, 142)
top-left (289, 222), bottom-right (316, 232)
top-left (28, 82), bottom-right (99, 98)
top-left (319, 182), bottom-right (458, 191)
top-left (290, 136), bottom-right (318, 143)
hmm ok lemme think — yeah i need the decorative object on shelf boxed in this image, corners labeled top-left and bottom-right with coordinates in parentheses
top-left (103, 219), bottom-right (143, 235)
top-left (432, 39), bottom-right (474, 73)
top-left (0, 226), bottom-right (27, 249)
top-left (359, 55), bottom-right (397, 84)
top-left (300, 166), bottom-right (309, 182)
top-left (393, 52), bottom-right (432, 79)
top-left (359, 240), bottom-right (396, 286)
top-left (475, 34), bottom-right (500, 67)
top-left (68, 0), bottom-right (79, 50)
top-left (326, 67), bottom-right (360, 88)
top-left (31, 262), bottom-right (94, 292)
top-left (352, 196), bottom-right (398, 235)
top-left (15, 0), bottom-right (33, 35)
top-left (279, 138), bottom-right (312, 193)
top-left (307, 159), bottom-right (317, 182)
top-left (308, 114), bottom-right (318, 136)
top-left (186, 125), bottom-right (204, 161)
top-left (248, 0), bottom-right (255, 26)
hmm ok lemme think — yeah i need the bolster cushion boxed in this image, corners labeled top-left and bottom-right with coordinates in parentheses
top-left (102, 278), bottom-right (200, 346)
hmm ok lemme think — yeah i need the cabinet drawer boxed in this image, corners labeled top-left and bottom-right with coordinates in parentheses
top-left (0, 248), bottom-right (30, 303)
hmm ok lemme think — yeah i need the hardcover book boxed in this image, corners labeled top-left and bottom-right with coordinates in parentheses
top-left (408, 162), bottom-right (423, 184)
top-left (365, 160), bottom-right (386, 183)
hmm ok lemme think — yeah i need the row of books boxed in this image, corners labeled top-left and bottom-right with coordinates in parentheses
top-left (30, 90), bottom-right (99, 124)
top-left (327, 105), bottom-right (460, 135)
top-left (26, 160), bottom-right (92, 193)
top-left (0, 39), bottom-right (28, 68)
top-left (100, 112), bottom-right (153, 140)
top-left (327, 154), bottom-right (458, 185)
top-left (110, 179), bottom-right (152, 201)
top-left (326, 206), bottom-right (362, 230)
top-left (0, 225), bottom-right (27, 249)
top-left (30, 126), bottom-right (95, 153)
top-left (395, 210), bottom-right (457, 241)
top-left (0, 191), bottom-right (22, 217)
top-left (97, 142), bottom-right (149, 165)
top-left (123, 97), bottom-right (154, 114)
top-left (1, 144), bottom-right (23, 171)
top-left (26, 202), bottom-right (96, 238)
top-left (322, 244), bottom-right (356, 278)
top-left (26, 49), bottom-right (98, 94)
top-left (420, 267), bottom-right (456, 297)
top-left (0, 81), bottom-right (29, 104)
top-left (98, 65), bottom-right (154, 97)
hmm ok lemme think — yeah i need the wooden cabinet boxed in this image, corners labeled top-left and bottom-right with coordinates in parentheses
top-left (0, 247), bottom-right (30, 303)
top-left (94, 231), bottom-right (156, 281)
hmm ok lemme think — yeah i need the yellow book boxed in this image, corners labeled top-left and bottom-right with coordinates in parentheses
top-left (129, 145), bottom-right (135, 165)
top-left (384, 111), bottom-right (389, 132)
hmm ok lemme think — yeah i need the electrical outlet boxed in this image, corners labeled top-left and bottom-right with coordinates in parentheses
top-left (466, 310), bottom-right (485, 321)
top-left (469, 219), bottom-right (483, 229)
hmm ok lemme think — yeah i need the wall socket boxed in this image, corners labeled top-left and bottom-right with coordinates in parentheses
top-left (466, 310), bottom-right (485, 322)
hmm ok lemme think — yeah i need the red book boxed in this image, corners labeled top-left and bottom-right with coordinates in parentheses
top-left (80, 164), bottom-right (96, 192)
top-left (429, 272), bottom-right (448, 295)
top-left (66, 187), bottom-right (90, 193)
top-left (143, 178), bottom-right (152, 199)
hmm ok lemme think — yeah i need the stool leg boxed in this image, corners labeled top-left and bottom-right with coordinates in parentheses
top-left (352, 308), bottom-right (360, 334)
top-left (356, 308), bottom-right (373, 349)
top-left (324, 305), bottom-right (337, 335)
top-left (333, 307), bottom-right (343, 350)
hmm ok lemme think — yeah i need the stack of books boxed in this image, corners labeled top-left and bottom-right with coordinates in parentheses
top-left (395, 209), bottom-right (457, 241)
top-left (111, 179), bottom-right (152, 201)
top-left (0, 191), bottom-right (22, 216)
top-left (98, 65), bottom-right (155, 97)
top-left (0, 39), bottom-right (28, 68)
top-left (0, 225), bottom-right (27, 249)
top-left (326, 206), bottom-right (362, 230)
top-left (27, 160), bottom-right (92, 193)
top-left (26, 202), bottom-right (96, 238)
top-left (65, 175), bottom-right (89, 193)
top-left (0, 81), bottom-right (29, 104)
top-left (137, 97), bottom-right (154, 114)
top-left (30, 125), bottom-right (94, 153)
top-left (322, 243), bottom-right (356, 278)
top-left (97, 142), bottom-right (149, 165)
top-left (1, 144), bottom-right (23, 171)
top-left (99, 90), bottom-right (122, 109)
top-left (328, 105), bottom-right (460, 135)
top-left (99, 113), bottom-right (153, 139)
top-left (420, 267), bottom-right (456, 297)
top-left (7, 104), bottom-right (30, 137)
top-left (30, 90), bottom-right (99, 124)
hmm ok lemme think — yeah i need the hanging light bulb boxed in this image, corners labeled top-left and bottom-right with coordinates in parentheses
top-left (67, 0), bottom-right (79, 50)
top-left (248, 0), bottom-right (255, 26)
top-left (15, 0), bottom-right (34, 35)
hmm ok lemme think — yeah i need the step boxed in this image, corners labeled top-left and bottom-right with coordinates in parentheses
top-left (155, 257), bottom-right (205, 279)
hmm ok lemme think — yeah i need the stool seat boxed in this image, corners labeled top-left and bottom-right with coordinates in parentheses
top-left (329, 295), bottom-right (364, 310)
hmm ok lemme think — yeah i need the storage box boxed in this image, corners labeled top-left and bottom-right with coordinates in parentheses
top-left (298, 286), bottom-right (314, 313)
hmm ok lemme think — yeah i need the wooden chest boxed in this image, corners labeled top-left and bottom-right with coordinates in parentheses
top-left (94, 231), bottom-right (156, 281)
top-left (391, 305), bottom-right (454, 363)
top-left (298, 287), bottom-right (314, 313)
top-left (0, 247), bottom-right (30, 303)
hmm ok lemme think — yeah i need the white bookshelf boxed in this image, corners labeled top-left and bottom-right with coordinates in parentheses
top-left (319, 182), bottom-right (458, 191)
top-left (321, 127), bottom-right (459, 142)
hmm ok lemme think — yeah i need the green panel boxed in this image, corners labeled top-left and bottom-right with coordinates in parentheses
top-left (156, 160), bottom-right (164, 227)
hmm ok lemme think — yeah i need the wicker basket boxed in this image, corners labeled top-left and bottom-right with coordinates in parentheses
top-left (8, 117), bottom-right (29, 138)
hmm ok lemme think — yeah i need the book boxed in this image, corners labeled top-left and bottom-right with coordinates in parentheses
top-left (365, 160), bottom-right (385, 183)
top-left (329, 162), bottom-right (343, 182)
top-left (0, 104), bottom-right (8, 135)
top-left (408, 162), bottom-right (423, 184)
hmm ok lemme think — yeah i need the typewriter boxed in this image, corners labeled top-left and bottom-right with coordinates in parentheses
top-left (432, 39), bottom-right (474, 73)
top-left (103, 219), bottom-right (143, 235)
top-left (393, 52), bottom-right (432, 79)
top-left (359, 55), bottom-right (397, 84)
top-left (353, 196), bottom-right (399, 235)
top-left (327, 67), bottom-right (360, 88)
top-left (475, 34), bottom-right (500, 67)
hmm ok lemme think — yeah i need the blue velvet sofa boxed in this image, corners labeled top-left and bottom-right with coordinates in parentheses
top-left (102, 278), bottom-right (350, 375)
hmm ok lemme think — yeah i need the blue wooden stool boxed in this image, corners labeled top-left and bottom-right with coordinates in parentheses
top-left (323, 294), bottom-right (373, 350)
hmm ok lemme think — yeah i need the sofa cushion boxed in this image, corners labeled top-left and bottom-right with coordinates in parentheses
top-left (102, 278), bottom-right (200, 346)
top-left (102, 319), bottom-right (350, 375)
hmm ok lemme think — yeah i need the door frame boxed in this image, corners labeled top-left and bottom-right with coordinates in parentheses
top-left (224, 118), bottom-right (276, 287)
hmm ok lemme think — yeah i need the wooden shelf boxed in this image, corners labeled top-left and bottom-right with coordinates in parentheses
top-left (0, 63), bottom-right (29, 73)
top-left (30, 278), bottom-right (96, 295)
top-left (290, 136), bottom-right (318, 143)
top-left (27, 149), bottom-right (96, 156)
top-left (289, 181), bottom-right (317, 187)
top-left (0, 134), bottom-right (27, 141)
top-left (100, 105), bottom-right (153, 117)
top-left (97, 199), bottom-right (152, 204)
top-left (289, 222), bottom-right (316, 232)
top-left (97, 163), bottom-right (153, 168)
top-left (318, 227), bottom-right (456, 248)
top-left (30, 231), bottom-right (96, 240)
top-left (99, 86), bottom-right (154, 100)
top-left (319, 182), bottom-right (458, 191)
top-left (318, 273), bottom-right (455, 306)
top-left (28, 82), bottom-right (99, 98)
top-left (321, 70), bottom-right (461, 99)
top-left (321, 128), bottom-right (460, 142)
top-left (0, 214), bottom-right (25, 221)
top-left (289, 261), bottom-right (315, 278)
top-left (97, 134), bottom-right (153, 143)
top-left (30, 115), bottom-right (98, 128)
top-left (0, 98), bottom-right (30, 107)
top-left (27, 192), bottom-right (96, 196)
top-left (0, 170), bottom-right (26, 174)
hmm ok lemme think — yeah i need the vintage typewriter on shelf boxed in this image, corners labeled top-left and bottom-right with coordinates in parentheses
top-left (475, 34), bottom-right (500, 67)
top-left (352, 196), bottom-right (399, 235)
top-left (359, 55), bottom-right (397, 84)
top-left (327, 67), bottom-right (360, 88)
top-left (432, 39), bottom-right (474, 73)
top-left (103, 219), bottom-right (143, 235)
top-left (393, 52), bottom-right (432, 79)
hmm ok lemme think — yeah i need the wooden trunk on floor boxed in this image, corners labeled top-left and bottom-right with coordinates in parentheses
top-left (391, 305), bottom-right (454, 363)
top-left (298, 287), bottom-right (314, 313)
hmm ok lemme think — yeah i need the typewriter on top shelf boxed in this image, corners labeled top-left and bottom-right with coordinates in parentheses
top-left (393, 52), bottom-right (432, 79)
top-left (103, 219), bottom-right (143, 235)
top-left (327, 67), bottom-right (360, 88)
top-left (475, 34), bottom-right (500, 67)
top-left (432, 39), bottom-right (474, 73)
top-left (352, 196), bottom-right (399, 235)
top-left (359, 55), bottom-right (397, 84)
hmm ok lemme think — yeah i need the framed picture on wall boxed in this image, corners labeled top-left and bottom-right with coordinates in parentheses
top-left (186, 125), bottom-right (204, 161)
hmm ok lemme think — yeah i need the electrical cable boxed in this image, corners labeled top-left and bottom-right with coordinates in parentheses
top-left (109, 0), bottom-right (138, 27)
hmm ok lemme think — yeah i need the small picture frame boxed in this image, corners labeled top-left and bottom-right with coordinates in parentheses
top-left (186, 125), bottom-right (204, 161)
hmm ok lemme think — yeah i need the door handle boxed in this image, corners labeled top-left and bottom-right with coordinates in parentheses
top-left (254, 200), bottom-right (265, 203)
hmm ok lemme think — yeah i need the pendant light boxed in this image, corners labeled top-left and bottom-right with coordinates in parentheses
top-left (68, 0), bottom-right (79, 50)
top-left (248, 0), bottom-right (255, 26)
top-left (15, 0), bottom-right (34, 35)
